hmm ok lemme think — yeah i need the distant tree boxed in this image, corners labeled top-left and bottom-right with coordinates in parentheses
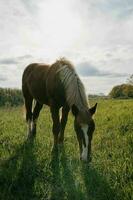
top-left (127, 74), bottom-right (133, 85)
top-left (0, 88), bottom-right (23, 106)
top-left (109, 84), bottom-right (133, 98)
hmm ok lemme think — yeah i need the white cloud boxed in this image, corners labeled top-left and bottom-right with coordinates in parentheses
top-left (81, 76), bottom-right (127, 95)
top-left (0, 0), bottom-right (133, 94)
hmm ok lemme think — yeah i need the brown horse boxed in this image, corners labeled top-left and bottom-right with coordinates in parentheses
top-left (22, 58), bottom-right (97, 162)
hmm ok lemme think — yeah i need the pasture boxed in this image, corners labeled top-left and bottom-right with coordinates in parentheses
top-left (0, 99), bottom-right (133, 200)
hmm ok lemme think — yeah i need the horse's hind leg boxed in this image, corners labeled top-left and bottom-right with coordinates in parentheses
top-left (32, 101), bottom-right (43, 136)
top-left (58, 105), bottom-right (70, 144)
top-left (24, 95), bottom-right (33, 138)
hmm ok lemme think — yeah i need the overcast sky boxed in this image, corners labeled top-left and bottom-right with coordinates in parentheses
top-left (0, 0), bottom-right (133, 94)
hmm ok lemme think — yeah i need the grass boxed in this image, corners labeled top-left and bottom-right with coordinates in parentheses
top-left (0, 99), bottom-right (133, 200)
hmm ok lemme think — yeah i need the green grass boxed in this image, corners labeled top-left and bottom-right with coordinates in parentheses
top-left (0, 99), bottom-right (133, 200)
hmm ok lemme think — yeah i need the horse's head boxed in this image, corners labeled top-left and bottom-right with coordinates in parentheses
top-left (72, 103), bottom-right (97, 162)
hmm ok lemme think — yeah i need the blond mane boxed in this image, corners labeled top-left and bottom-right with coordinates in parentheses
top-left (55, 58), bottom-right (89, 110)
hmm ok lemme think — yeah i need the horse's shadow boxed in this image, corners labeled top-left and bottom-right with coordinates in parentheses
top-left (0, 138), bottom-right (37, 200)
top-left (50, 146), bottom-right (84, 200)
top-left (0, 140), bottom-right (118, 200)
top-left (50, 147), bottom-right (117, 200)
top-left (81, 164), bottom-right (117, 200)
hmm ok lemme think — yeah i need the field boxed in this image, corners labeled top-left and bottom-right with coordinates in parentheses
top-left (0, 99), bottom-right (133, 200)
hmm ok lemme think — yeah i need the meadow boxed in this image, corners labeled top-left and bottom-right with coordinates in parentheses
top-left (0, 99), bottom-right (133, 200)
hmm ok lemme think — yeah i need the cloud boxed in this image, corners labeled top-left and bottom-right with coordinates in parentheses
top-left (76, 62), bottom-right (128, 78)
top-left (0, 74), bottom-right (7, 82)
top-left (0, 58), bottom-right (18, 65)
top-left (0, 54), bottom-right (33, 65)
top-left (82, 0), bottom-right (133, 19)
top-left (0, 54), bottom-right (34, 88)
top-left (0, 0), bottom-right (132, 94)
top-left (81, 75), bottom-right (127, 95)
top-left (17, 54), bottom-right (33, 60)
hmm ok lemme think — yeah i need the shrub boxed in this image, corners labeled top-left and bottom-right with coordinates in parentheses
top-left (109, 84), bottom-right (133, 98)
top-left (0, 88), bottom-right (23, 106)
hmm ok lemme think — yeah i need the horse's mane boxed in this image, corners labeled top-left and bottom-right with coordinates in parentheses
top-left (55, 58), bottom-right (89, 110)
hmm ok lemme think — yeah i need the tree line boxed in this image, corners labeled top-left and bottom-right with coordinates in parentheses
top-left (0, 88), bottom-right (23, 106)
top-left (0, 75), bottom-right (133, 106)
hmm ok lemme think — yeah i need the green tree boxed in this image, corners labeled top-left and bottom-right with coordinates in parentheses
top-left (109, 84), bottom-right (133, 98)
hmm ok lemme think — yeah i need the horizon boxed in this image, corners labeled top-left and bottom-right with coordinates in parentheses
top-left (0, 0), bottom-right (133, 95)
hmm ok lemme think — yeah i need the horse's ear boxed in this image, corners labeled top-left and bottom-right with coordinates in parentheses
top-left (89, 103), bottom-right (97, 116)
top-left (72, 105), bottom-right (79, 116)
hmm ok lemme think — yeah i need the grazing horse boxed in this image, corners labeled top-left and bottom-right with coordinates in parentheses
top-left (22, 58), bottom-right (97, 162)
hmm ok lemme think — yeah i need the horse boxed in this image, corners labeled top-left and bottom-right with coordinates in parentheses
top-left (22, 58), bottom-right (97, 162)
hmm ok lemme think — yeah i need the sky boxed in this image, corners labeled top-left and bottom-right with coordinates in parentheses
top-left (0, 0), bottom-right (133, 95)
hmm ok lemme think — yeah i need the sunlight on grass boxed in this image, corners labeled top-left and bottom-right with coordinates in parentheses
top-left (0, 99), bottom-right (133, 200)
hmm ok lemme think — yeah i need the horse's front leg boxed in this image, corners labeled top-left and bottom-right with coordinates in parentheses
top-left (50, 106), bottom-right (60, 146)
top-left (58, 105), bottom-right (70, 144)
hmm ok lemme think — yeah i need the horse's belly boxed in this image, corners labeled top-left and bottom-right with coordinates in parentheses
top-left (27, 76), bottom-right (48, 105)
top-left (32, 92), bottom-right (48, 105)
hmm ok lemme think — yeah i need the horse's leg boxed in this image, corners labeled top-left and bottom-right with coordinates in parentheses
top-left (32, 101), bottom-right (43, 136)
top-left (58, 105), bottom-right (70, 144)
top-left (50, 107), bottom-right (60, 146)
top-left (24, 95), bottom-right (33, 137)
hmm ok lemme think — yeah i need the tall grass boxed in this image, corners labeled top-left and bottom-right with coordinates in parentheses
top-left (0, 99), bottom-right (133, 200)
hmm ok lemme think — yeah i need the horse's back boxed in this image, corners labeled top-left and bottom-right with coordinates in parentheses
top-left (22, 59), bottom-right (76, 107)
top-left (22, 63), bottom-right (49, 82)
top-left (22, 63), bottom-right (50, 104)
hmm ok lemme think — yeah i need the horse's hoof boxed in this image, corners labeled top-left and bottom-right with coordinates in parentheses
top-left (31, 128), bottom-right (36, 136)
top-left (51, 145), bottom-right (58, 153)
top-left (89, 156), bottom-right (92, 162)
top-left (27, 133), bottom-right (35, 140)
top-left (80, 156), bottom-right (92, 163)
top-left (58, 143), bottom-right (64, 150)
